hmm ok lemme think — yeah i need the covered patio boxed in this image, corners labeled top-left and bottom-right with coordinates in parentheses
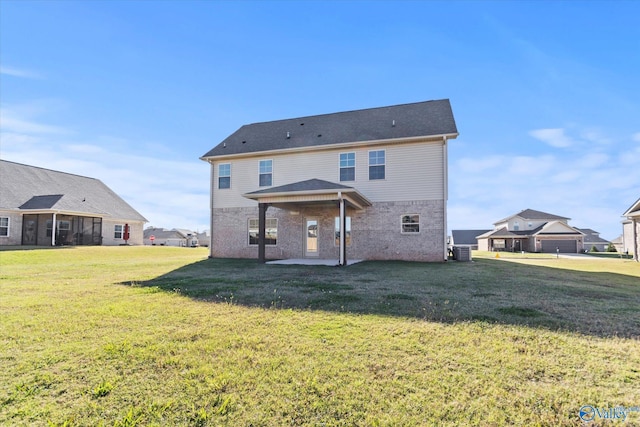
top-left (243, 179), bottom-right (372, 266)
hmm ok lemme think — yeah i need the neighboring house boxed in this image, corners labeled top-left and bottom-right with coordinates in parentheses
top-left (450, 229), bottom-right (491, 250)
top-left (196, 231), bottom-right (210, 247)
top-left (611, 235), bottom-right (624, 253)
top-left (576, 228), bottom-right (611, 252)
top-left (0, 160), bottom-right (147, 246)
top-left (622, 198), bottom-right (640, 261)
top-left (143, 227), bottom-right (200, 247)
top-left (477, 209), bottom-right (585, 253)
top-left (200, 99), bottom-right (458, 264)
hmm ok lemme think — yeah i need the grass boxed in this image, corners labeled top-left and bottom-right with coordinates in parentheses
top-left (1, 246), bottom-right (639, 426)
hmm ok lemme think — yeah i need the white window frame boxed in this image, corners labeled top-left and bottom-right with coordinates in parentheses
top-left (401, 214), bottom-right (420, 234)
top-left (259, 159), bottom-right (273, 187)
top-left (218, 163), bottom-right (231, 189)
top-left (339, 152), bottom-right (356, 182)
top-left (368, 149), bottom-right (386, 180)
top-left (248, 218), bottom-right (278, 246)
top-left (0, 217), bottom-right (9, 237)
top-left (114, 224), bottom-right (124, 239)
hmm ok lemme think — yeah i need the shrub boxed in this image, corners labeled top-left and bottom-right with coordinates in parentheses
top-left (606, 243), bottom-right (617, 252)
top-left (590, 245), bottom-right (599, 252)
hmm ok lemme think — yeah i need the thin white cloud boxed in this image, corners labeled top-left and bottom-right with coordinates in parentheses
top-left (0, 66), bottom-right (42, 79)
top-left (632, 132), bottom-right (640, 142)
top-left (1, 105), bottom-right (211, 231)
top-left (529, 128), bottom-right (574, 148)
top-left (0, 108), bottom-right (69, 135)
top-left (449, 139), bottom-right (639, 241)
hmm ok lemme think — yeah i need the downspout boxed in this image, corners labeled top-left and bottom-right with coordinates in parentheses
top-left (338, 191), bottom-right (346, 266)
top-left (209, 161), bottom-right (215, 258)
top-left (442, 136), bottom-right (448, 261)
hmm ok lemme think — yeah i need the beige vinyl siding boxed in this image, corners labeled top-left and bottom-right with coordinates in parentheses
top-left (212, 140), bottom-right (445, 209)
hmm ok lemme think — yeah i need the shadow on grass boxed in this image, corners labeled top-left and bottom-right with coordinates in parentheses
top-left (120, 257), bottom-right (640, 339)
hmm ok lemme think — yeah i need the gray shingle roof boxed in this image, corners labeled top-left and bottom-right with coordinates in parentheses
top-left (245, 179), bottom-right (354, 196)
top-left (0, 160), bottom-right (147, 222)
top-left (202, 99), bottom-right (457, 158)
top-left (495, 208), bottom-right (569, 224)
top-left (451, 229), bottom-right (491, 245)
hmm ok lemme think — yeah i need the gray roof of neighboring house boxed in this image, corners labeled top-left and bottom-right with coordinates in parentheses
top-left (576, 228), bottom-right (610, 244)
top-left (201, 99), bottom-right (458, 158)
top-left (481, 225), bottom-right (545, 238)
top-left (143, 228), bottom-right (188, 240)
top-left (451, 229), bottom-right (491, 245)
top-left (0, 160), bottom-right (147, 222)
top-left (495, 208), bottom-right (569, 224)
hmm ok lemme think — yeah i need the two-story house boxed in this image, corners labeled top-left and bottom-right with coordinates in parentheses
top-left (200, 99), bottom-right (458, 264)
top-left (476, 209), bottom-right (585, 253)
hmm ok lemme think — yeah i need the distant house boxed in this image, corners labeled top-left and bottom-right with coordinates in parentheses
top-left (576, 228), bottom-right (611, 252)
top-left (611, 235), bottom-right (624, 253)
top-left (477, 209), bottom-right (585, 253)
top-left (0, 160), bottom-right (147, 246)
top-left (450, 229), bottom-right (491, 250)
top-left (200, 99), bottom-right (458, 264)
top-left (622, 198), bottom-right (640, 261)
top-left (143, 227), bottom-right (199, 247)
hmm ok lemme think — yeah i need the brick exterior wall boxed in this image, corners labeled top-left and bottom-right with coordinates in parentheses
top-left (211, 200), bottom-right (446, 262)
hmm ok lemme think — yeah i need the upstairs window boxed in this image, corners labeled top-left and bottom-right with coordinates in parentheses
top-left (0, 217), bottom-right (8, 236)
top-left (369, 150), bottom-right (385, 180)
top-left (401, 214), bottom-right (420, 233)
top-left (339, 152), bottom-right (355, 181)
top-left (513, 221), bottom-right (520, 231)
top-left (218, 163), bottom-right (231, 189)
top-left (259, 160), bottom-right (273, 187)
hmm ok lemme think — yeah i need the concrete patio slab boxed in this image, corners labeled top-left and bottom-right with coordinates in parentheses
top-left (266, 258), bottom-right (363, 266)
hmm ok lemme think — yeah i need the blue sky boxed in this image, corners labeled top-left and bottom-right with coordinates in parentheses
top-left (1, 0), bottom-right (638, 240)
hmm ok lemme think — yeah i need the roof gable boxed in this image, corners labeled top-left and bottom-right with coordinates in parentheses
top-left (534, 221), bottom-right (583, 235)
top-left (201, 99), bottom-right (457, 159)
top-left (623, 197), bottom-right (640, 217)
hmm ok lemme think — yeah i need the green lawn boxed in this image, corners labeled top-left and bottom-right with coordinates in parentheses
top-left (1, 247), bottom-right (639, 426)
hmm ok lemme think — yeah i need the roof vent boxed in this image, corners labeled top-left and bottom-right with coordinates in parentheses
top-left (300, 123), bottom-right (304, 126)
top-left (317, 134), bottom-right (322, 137)
top-left (242, 140), bottom-right (246, 144)
top-left (392, 119), bottom-right (396, 127)
top-left (223, 142), bottom-right (226, 148)
top-left (286, 131), bottom-right (290, 139)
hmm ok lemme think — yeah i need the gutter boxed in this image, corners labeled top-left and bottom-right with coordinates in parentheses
top-left (200, 133), bottom-right (460, 162)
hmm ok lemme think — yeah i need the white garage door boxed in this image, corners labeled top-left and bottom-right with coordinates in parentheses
top-left (541, 240), bottom-right (577, 253)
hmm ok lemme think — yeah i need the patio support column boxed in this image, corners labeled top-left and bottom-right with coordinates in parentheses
top-left (51, 212), bottom-right (57, 246)
top-left (258, 203), bottom-right (269, 263)
top-left (633, 218), bottom-right (639, 262)
top-left (338, 193), bottom-right (346, 266)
